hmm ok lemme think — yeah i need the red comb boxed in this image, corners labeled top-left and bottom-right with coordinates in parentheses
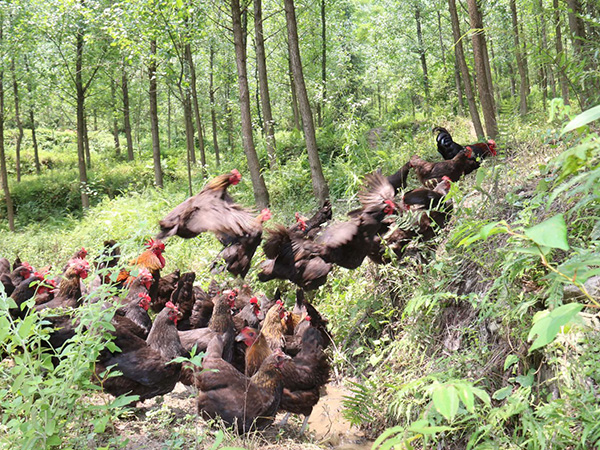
top-left (442, 176), bottom-right (452, 182)
top-left (305, 315), bottom-right (311, 321)
top-left (250, 297), bottom-right (258, 304)
top-left (165, 301), bottom-right (177, 310)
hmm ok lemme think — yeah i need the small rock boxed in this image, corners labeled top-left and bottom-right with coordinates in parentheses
top-left (563, 275), bottom-right (600, 300)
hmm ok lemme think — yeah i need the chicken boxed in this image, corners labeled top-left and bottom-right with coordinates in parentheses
top-left (1, 262), bottom-right (33, 297)
top-left (114, 293), bottom-right (153, 339)
top-left (131, 239), bottom-right (166, 308)
top-left (8, 273), bottom-right (54, 319)
top-left (95, 301), bottom-right (186, 403)
top-left (35, 259), bottom-right (89, 311)
top-left (189, 286), bottom-right (214, 329)
top-left (196, 334), bottom-right (290, 433)
top-left (152, 268), bottom-right (180, 312)
top-left (233, 296), bottom-right (262, 332)
top-left (258, 225), bottom-right (333, 291)
top-left (433, 126), bottom-right (497, 160)
top-left (387, 162), bottom-right (411, 195)
top-left (178, 291), bottom-right (236, 361)
top-left (210, 209), bottom-right (272, 278)
top-left (166, 271), bottom-right (196, 330)
top-left (289, 200), bottom-right (333, 238)
top-left (261, 301), bottom-right (287, 351)
top-left (316, 171), bottom-right (398, 269)
top-left (157, 169), bottom-right (255, 241)
top-left (409, 149), bottom-right (475, 187)
top-left (92, 240), bottom-right (121, 287)
top-left (236, 326), bottom-right (330, 435)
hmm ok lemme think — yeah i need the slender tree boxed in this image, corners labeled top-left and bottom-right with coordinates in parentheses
top-left (148, 38), bottom-right (163, 188)
top-left (0, 15), bottom-right (14, 231)
top-left (186, 42), bottom-right (207, 171)
top-left (319, 0), bottom-right (326, 127)
top-left (510, 0), bottom-right (529, 115)
top-left (75, 1), bottom-right (89, 208)
top-left (415, 5), bottom-right (430, 102)
top-left (284, 0), bottom-right (329, 203)
top-left (253, 0), bottom-right (276, 168)
top-left (209, 44), bottom-right (220, 167)
top-left (111, 76), bottom-right (121, 155)
top-left (466, 0), bottom-right (497, 138)
top-left (231, 0), bottom-right (269, 208)
top-left (23, 57), bottom-right (40, 174)
top-left (122, 58), bottom-right (134, 160)
top-left (553, 0), bottom-right (570, 104)
top-left (448, 0), bottom-right (484, 136)
top-left (11, 58), bottom-right (23, 182)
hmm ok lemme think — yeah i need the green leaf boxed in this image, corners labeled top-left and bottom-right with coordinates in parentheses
top-left (528, 303), bottom-right (584, 352)
top-left (513, 246), bottom-right (550, 256)
top-left (524, 214), bottom-right (569, 251)
top-left (561, 104), bottom-right (600, 134)
top-left (372, 425), bottom-right (405, 450)
top-left (432, 384), bottom-right (459, 421)
top-left (514, 370), bottom-right (534, 388)
top-left (492, 386), bottom-right (513, 400)
top-left (504, 354), bottom-right (520, 371)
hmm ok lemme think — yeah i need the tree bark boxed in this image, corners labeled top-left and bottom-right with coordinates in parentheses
top-left (11, 59), bottom-right (23, 183)
top-left (538, 0), bottom-right (550, 109)
top-left (231, 0), bottom-right (270, 208)
top-left (288, 53), bottom-right (301, 130)
top-left (209, 45), bottom-right (220, 167)
top-left (23, 57), bottom-right (40, 174)
top-left (415, 5), bottom-right (430, 102)
top-left (122, 59), bottom-right (134, 160)
top-left (75, 9), bottom-right (89, 208)
top-left (319, 0), bottom-right (326, 127)
top-left (83, 111), bottom-right (91, 169)
top-left (448, 0), bottom-right (484, 137)
top-left (149, 38), bottom-right (163, 188)
top-left (437, 11), bottom-right (446, 68)
top-left (466, 0), bottom-right (497, 138)
top-left (454, 61), bottom-right (464, 116)
top-left (0, 19), bottom-right (14, 230)
top-left (111, 77), bottom-right (121, 156)
top-left (254, 0), bottom-right (277, 169)
top-left (284, 0), bottom-right (329, 203)
top-left (510, 0), bottom-right (529, 115)
top-left (183, 90), bottom-right (194, 197)
top-left (186, 42), bottom-right (207, 170)
top-left (553, 0), bottom-right (570, 104)
top-left (565, 0), bottom-right (585, 56)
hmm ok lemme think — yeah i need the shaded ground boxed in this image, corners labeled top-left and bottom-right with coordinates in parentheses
top-left (103, 381), bottom-right (372, 450)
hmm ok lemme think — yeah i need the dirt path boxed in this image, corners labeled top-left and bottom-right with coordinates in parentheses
top-left (108, 381), bottom-right (373, 450)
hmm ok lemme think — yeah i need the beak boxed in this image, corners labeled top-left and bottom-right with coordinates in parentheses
top-left (235, 333), bottom-right (245, 342)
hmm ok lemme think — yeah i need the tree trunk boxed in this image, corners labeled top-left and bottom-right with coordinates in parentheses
top-left (254, 0), bottom-right (277, 169)
top-left (11, 59), bottom-right (23, 183)
top-left (75, 12), bottom-right (89, 208)
top-left (167, 88), bottom-right (171, 149)
top-left (209, 45), bottom-right (220, 167)
top-left (510, 0), bottom-right (529, 115)
top-left (122, 59), bottom-right (134, 160)
top-left (538, 0), bottom-right (550, 108)
top-left (183, 90), bottom-right (194, 197)
top-left (437, 11), bottom-right (446, 68)
top-left (553, 0), bottom-right (570, 104)
top-left (0, 19), bottom-right (15, 230)
top-left (284, 0), bottom-right (329, 203)
top-left (23, 57), bottom-right (40, 174)
top-left (186, 42), bottom-right (207, 170)
top-left (288, 53), bottom-right (301, 130)
top-left (111, 77), bottom-right (121, 156)
top-left (448, 0), bottom-right (484, 137)
top-left (319, 0), bottom-right (326, 127)
top-left (565, 0), bottom-right (585, 56)
top-left (225, 78), bottom-right (234, 150)
top-left (149, 38), bottom-right (163, 188)
top-left (231, 0), bottom-right (270, 208)
top-left (454, 62), bottom-right (464, 116)
top-left (29, 109), bottom-right (40, 174)
top-left (415, 5), bottom-right (430, 102)
top-left (83, 111), bottom-right (91, 169)
top-left (466, 0), bottom-right (497, 138)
